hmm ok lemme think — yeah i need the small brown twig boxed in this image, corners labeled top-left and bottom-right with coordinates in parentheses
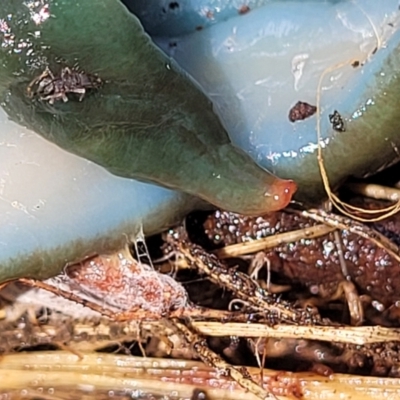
top-left (165, 237), bottom-right (320, 325)
top-left (293, 208), bottom-right (400, 264)
top-left (17, 277), bottom-right (253, 323)
top-left (172, 318), bottom-right (279, 400)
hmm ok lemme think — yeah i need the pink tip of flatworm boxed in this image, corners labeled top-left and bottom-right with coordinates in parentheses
top-left (266, 178), bottom-right (297, 211)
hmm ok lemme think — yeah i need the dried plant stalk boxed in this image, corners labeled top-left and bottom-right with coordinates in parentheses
top-left (214, 224), bottom-right (335, 259)
top-left (191, 322), bottom-right (400, 345)
top-left (1, 351), bottom-right (400, 399)
top-left (16, 278), bottom-right (260, 324)
top-left (18, 236), bottom-right (319, 326)
top-left (167, 239), bottom-right (318, 324)
top-left (294, 208), bottom-right (400, 263)
top-left (346, 182), bottom-right (400, 202)
top-left (2, 312), bottom-right (399, 356)
top-left (172, 319), bottom-right (277, 400)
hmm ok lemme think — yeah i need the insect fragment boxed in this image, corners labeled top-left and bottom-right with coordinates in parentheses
top-left (27, 66), bottom-right (102, 104)
top-left (329, 110), bottom-right (346, 132)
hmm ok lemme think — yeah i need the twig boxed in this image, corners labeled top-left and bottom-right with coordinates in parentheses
top-left (291, 208), bottom-right (400, 264)
top-left (172, 319), bottom-right (279, 400)
top-left (167, 239), bottom-right (319, 325)
top-left (190, 322), bottom-right (400, 345)
top-left (1, 351), bottom-right (400, 399)
top-left (214, 224), bottom-right (335, 259)
top-left (346, 182), bottom-right (400, 202)
top-left (16, 278), bottom-right (261, 323)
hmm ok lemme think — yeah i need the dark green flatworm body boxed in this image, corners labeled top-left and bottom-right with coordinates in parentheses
top-left (0, 0), bottom-right (295, 215)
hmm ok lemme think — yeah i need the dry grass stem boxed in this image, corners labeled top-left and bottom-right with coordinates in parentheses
top-left (295, 208), bottom-right (400, 264)
top-left (346, 182), bottom-right (400, 202)
top-left (1, 351), bottom-right (400, 399)
top-left (190, 322), bottom-right (400, 345)
top-left (214, 224), bottom-right (335, 259)
top-left (171, 241), bottom-right (309, 323)
top-left (172, 319), bottom-right (277, 400)
top-left (2, 314), bottom-right (400, 353)
top-left (16, 278), bottom-right (253, 323)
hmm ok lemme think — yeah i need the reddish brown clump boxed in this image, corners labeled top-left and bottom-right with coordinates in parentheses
top-left (238, 5), bottom-right (250, 14)
top-left (65, 250), bottom-right (188, 316)
top-left (203, 206), bottom-right (400, 310)
top-left (288, 101), bottom-right (317, 122)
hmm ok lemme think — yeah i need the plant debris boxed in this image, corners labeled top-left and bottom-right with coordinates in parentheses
top-left (3, 185), bottom-right (400, 398)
